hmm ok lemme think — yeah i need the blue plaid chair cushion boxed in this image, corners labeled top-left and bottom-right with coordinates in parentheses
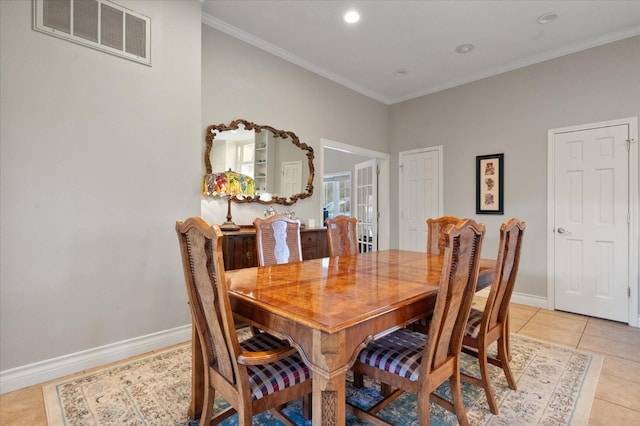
top-left (357, 328), bottom-right (427, 382)
top-left (464, 307), bottom-right (484, 339)
top-left (241, 332), bottom-right (312, 400)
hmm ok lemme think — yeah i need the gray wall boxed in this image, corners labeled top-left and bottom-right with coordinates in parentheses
top-left (200, 26), bottom-right (390, 226)
top-left (1, 0), bottom-right (638, 388)
top-left (390, 36), bottom-right (640, 300)
top-left (0, 1), bottom-right (202, 372)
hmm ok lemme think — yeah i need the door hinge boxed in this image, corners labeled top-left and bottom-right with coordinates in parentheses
top-left (399, 164), bottom-right (404, 173)
top-left (376, 165), bottom-right (380, 176)
top-left (626, 139), bottom-right (631, 151)
top-left (629, 287), bottom-right (631, 298)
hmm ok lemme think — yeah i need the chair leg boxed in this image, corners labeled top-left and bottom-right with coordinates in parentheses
top-left (199, 386), bottom-right (215, 426)
top-left (498, 334), bottom-right (517, 390)
top-left (478, 344), bottom-right (499, 415)
top-left (353, 371), bottom-right (364, 388)
top-left (237, 405), bottom-right (253, 426)
top-left (302, 394), bottom-right (312, 420)
top-left (418, 391), bottom-right (431, 426)
top-left (505, 315), bottom-right (512, 362)
top-left (449, 373), bottom-right (469, 426)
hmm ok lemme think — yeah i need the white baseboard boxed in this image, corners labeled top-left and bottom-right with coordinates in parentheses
top-left (0, 324), bottom-right (192, 394)
top-left (511, 292), bottom-right (548, 308)
top-left (475, 288), bottom-right (548, 309)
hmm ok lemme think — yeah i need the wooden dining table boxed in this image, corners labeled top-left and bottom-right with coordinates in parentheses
top-left (188, 249), bottom-right (496, 426)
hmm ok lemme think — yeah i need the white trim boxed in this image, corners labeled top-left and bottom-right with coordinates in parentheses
top-left (320, 139), bottom-right (390, 250)
top-left (202, 12), bottom-right (640, 105)
top-left (476, 287), bottom-right (548, 310)
top-left (391, 26), bottom-right (640, 104)
top-left (511, 292), bottom-right (548, 309)
top-left (201, 13), bottom-right (388, 104)
top-left (0, 325), bottom-right (191, 394)
top-left (547, 117), bottom-right (639, 327)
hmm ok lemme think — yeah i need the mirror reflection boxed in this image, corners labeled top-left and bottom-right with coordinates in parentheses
top-left (204, 119), bottom-right (314, 205)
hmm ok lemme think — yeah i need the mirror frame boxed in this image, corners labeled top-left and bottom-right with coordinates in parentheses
top-left (204, 119), bottom-right (314, 205)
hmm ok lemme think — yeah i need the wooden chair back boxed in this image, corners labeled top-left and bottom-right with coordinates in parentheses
top-left (349, 218), bottom-right (484, 425)
top-left (423, 218), bottom-right (485, 376)
top-left (325, 215), bottom-right (358, 257)
top-left (459, 218), bottom-right (525, 414)
top-left (253, 215), bottom-right (303, 266)
top-left (483, 218), bottom-right (526, 335)
top-left (175, 218), bottom-right (243, 391)
top-left (176, 218), bottom-right (312, 425)
top-left (426, 215), bottom-right (461, 255)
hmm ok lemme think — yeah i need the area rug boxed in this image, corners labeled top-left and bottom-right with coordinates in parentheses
top-left (43, 334), bottom-right (602, 425)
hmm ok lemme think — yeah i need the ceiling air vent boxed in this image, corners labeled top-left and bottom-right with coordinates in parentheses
top-left (33, 0), bottom-right (151, 66)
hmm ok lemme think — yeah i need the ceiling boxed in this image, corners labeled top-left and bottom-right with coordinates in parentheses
top-left (201, 1), bottom-right (640, 105)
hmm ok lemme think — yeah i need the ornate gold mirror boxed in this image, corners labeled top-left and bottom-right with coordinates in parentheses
top-left (203, 119), bottom-right (314, 205)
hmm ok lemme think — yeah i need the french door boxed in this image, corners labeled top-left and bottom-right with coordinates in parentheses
top-left (355, 159), bottom-right (377, 252)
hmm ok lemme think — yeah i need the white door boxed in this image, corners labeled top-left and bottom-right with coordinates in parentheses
top-left (399, 147), bottom-right (443, 252)
top-left (552, 124), bottom-right (630, 322)
top-left (355, 159), bottom-right (377, 252)
top-left (281, 161), bottom-right (302, 196)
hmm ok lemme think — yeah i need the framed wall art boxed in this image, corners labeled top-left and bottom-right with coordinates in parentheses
top-left (476, 153), bottom-right (504, 214)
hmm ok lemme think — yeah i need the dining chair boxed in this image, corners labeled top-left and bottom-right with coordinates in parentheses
top-left (426, 215), bottom-right (461, 255)
top-left (409, 215), bottom-right (463, 334)
top-left (325, 215), bottom-right (358, 257)
top-left (253, 214), bottom-right (303, 266)
top-left (349, 219), bottom-right (485, 426)
top-left (175, 218), bottom-right (312, 426)
top-left (460, 218), bottom-right (525, 415)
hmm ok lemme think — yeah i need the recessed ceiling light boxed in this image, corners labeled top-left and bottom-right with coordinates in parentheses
top-left (455, 44), bottom-right (474, 54)
top-left (344, 10), bottom-right (360, 24)
top-left (394, 69), bottom-right (410, 77)
top-left (537, 12), bottom-right (558, 24)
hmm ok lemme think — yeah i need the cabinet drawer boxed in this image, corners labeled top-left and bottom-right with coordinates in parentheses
top-left (300, 232), bottom-right (318, 248)
top-left (302, 247), bottom-right (319, 260)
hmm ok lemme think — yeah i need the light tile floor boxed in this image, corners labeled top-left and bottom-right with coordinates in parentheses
top-left (1, 301), bottom-right (639, 425)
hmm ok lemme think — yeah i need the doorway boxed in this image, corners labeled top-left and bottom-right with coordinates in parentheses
top-left (321, 139), bottom-right (390, 250)
top-left (547, 117), bottom-right (638, 326)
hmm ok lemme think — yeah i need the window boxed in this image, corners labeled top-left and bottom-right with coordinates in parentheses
top-left (323, 172), bottom-right (351, 218)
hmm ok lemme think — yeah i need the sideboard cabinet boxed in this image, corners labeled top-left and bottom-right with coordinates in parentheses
top-left (221, 226), bottom-right (328, 270)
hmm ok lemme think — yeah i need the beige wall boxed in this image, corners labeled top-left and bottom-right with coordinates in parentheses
top-left (201, 26), bottom-right (389, 226)
top-left (390, 36), bottom-right (640, 300)
top-left (0, 1), bottom-right (202, 374)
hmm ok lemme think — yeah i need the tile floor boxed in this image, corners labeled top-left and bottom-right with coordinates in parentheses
top-left (1, 300), bottom-right (639, 425)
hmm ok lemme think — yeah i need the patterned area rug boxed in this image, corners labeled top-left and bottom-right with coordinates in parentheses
top-left (43, 333), bottom-right (602, 425)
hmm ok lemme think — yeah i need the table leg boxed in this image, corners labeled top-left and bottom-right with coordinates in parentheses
top-left (311, 330), bottom-right (348, 426)
top-left (188, 321), bottom-right (204, 420)
top-left (312, 371), bottom-right (346, 426)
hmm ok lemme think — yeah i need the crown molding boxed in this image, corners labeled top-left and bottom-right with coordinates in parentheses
top-left (201, 13), bottom-right (392, 105)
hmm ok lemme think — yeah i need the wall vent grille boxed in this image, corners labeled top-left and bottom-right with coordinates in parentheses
top-left (33, 0), bottom-right (151, 66)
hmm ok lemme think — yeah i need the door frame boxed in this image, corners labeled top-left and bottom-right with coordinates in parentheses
top-left (546, 117), bottom-right (638, 327)
top-left (320, 139), bottom-right (390, 250)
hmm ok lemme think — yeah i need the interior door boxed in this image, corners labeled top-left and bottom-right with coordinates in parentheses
top-left (281, 161), bottom-right (302, 196)
top-left (553, 124), bottom-right (630, 322)
top-left (355, 159), bottom-right (377, 252)
top-left (399, 147), bottom-right (443, 252)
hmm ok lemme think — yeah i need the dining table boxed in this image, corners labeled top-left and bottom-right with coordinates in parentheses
top-left (188, 249), bottom-right (496, 426)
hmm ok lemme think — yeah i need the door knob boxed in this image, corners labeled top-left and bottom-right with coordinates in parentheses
top-left (557, 227), bottom-right (568, 234)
